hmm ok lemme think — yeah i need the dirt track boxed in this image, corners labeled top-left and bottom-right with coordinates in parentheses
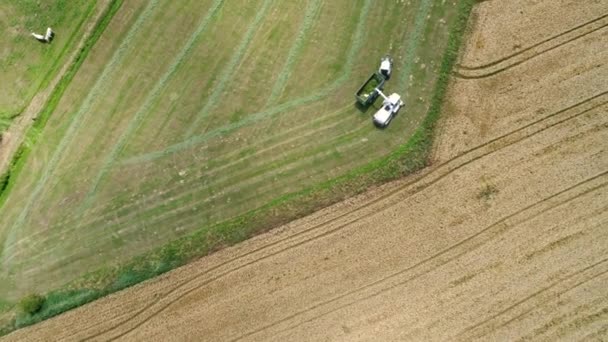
top-left (4, 0), bottom-right (608, 341)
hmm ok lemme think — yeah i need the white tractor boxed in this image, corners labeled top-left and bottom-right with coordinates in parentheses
top-left (32, 27), bottom-right (54, 43)
top-left (379, 55), bottom-right (393, 79)
top-left (372, 89), bottom-right (404, 128)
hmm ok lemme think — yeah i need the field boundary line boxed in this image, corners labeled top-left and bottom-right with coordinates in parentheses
top-left (79, 90), bottom-right (608, 341)
top-left (264, 0), bottom-right (323, 107)
top-left (184, 0), bottom-right (275, 137)
top-left (1, 0), bottom-right (162, 267)
top-left (0, 1), bottom-right (99, 157)
top-left (10, 87), bottom-right (608, 271)
top-left (76, 0), bottom-right (226, 215)
top-left (455, 21), bottom-right (608, 79)
top-left (458, 13), bottom-right (608, 70)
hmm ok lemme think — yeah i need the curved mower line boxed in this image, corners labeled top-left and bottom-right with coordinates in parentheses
top-left (1, 0), bottom-right (162, 267)
top-left (398, 0), bottom-right (434, 90)
top-left (48, 103), bottom-right (353, 235)
top-left (80, 125), bottom-right (371, 243)
top-left (122, 0), bottom-right (374, 165)
top-left (31, 91), bottom-right (608, 259)
top-left (7, 0), bottom-right (376, 255)
top-left (22, 0), bottom-right (439, 245)
top-left (264, 0), bottom-right (323, 107)
top-left (77, 0), bottom-right (226, 216)
top-left (184, 0), bottom-right (275, 137)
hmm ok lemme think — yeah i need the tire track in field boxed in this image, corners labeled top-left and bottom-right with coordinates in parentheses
top-left (265, 0), bottom-right (323, 107)
top-left (235, 178), bottom-right (608, 342)
top-left (110, 169), bottom-right (608, 342)
top-left (454, 20), bottom-right (608, 79)
top-left (184, 0), bottom-right (275, 138)
top-left (78, 92), bottom-right (608, 341)
top-left (76, 0), bottom-right (226, 215)
top-left (123, 0), bottom-right (373, 164)
top-left (457, 13), bottom-right (608, 70)
top-left (441, 218), bottom-right (608, 340)
top-left (457, 257), bottom-right (608, 341)
top-left (0, 0), bottom-right (162, 267)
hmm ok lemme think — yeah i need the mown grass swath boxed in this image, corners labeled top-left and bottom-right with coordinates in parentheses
top-left (0, 0), bottom-right (477, 336)
top-left (0, 0), bottom-right (125, 208)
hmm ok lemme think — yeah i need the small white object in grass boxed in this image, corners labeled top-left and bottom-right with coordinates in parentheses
top-left (31, 27), bottom-right (54, 43)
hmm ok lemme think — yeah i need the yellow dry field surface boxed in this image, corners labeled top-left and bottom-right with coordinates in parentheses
top-left (4, 0), bottom-right (608, 341)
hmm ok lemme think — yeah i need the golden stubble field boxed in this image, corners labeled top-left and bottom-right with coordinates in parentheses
top-left (5, 0), bottom-right (608, 340)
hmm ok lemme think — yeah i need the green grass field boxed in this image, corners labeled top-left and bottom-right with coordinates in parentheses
top-left (0, 1), bottom-right (100, 127)
top-left (0, 0), bottom-right (468, 326)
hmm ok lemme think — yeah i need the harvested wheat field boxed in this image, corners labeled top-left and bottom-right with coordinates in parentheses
top-left (4, 0), bottom-right (608, 340)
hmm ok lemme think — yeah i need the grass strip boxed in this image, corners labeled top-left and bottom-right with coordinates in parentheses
top-left (0, 0), bottom-right (124, 331)
top-left (0, 0), bottom-right (477, 336)
top-left (0, 0), bottom-right (124, 212)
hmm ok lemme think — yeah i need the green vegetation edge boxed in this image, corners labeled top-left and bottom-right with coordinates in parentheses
top-left (0, 1), bottom-right (124, 209)
top-left (0, 0), bottom-right (476, 335)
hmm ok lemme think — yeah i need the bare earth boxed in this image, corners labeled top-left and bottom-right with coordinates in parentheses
top-left (4, 0), bottom-right (608, 341)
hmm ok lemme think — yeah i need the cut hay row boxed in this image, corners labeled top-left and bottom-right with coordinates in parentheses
top-left (13, 0), bottom-right (432, 262)
top-left (77, 0), bottom-right (226, 215)
top-left (0, 0), bottom-right (162, 265)
top-left (398, 0), bottom-right (433, 89)
top-left (4, 0), bottom-right (370, 254)
top-left (51, 0), bottom-right (377, 230)
top-left (0, 0), bottom-right (463, 306)
top-left (50, 103), bottom-right (353, 232)
top-left (128, 0), bottom-right (374, 164)
top-left (184, 0), bottom-right (275, 137)
top-left (2, 0), bottom-right (368, 268)
top-left (265, 0), bottom-right (323, 107)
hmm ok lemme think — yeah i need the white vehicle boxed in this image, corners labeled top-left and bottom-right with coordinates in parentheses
top-left (372, 90), bottom-right (404, 128)
top-left (32, 27), bottom-right (54, 43)
top-left (379, 55), bottom-right (393, 79)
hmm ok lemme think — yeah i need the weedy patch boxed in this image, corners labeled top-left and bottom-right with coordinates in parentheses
top-left (477, 183), bottom-right (499, 201)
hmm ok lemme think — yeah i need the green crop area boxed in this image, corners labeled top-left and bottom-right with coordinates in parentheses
top-left (0, 0), bottom-right (470, 330)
